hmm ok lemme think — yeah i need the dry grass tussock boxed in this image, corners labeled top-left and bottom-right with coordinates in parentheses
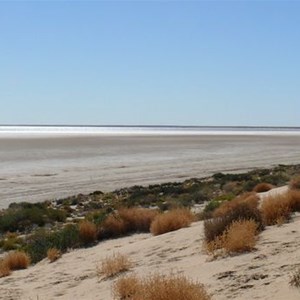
top-left (204, 192), bottom-right (263, 243)
top-left (3, 251), bottom-right (30, 270)
top-left (260, 193), bottom-right (292, 225)
top-left (287, 189), bottom-right (300, 212)
top-left (223, 219), bottom-right (258, 253)
top-left (260, 190), bottom-right (300, 225)
top-left (97, 253), bottom-right (132, 279)
top-left (253, 182), bottom-right (274, 193)
top-left (79, 220), bottom-right (97, 244)
top-left (0, 259), bottom-right (11, 278)
top-left (112, 273), bottom-right (211, 300)
top-left (290, 268), bottom-right (300, 289)
top-left (289, 175), bottom-right (300, 190)
top-left (101, 208), bottom-right (158, 238)
top-left (47, 248), bottom-right (61, 263)
top-left (213, 192), bottom-right (259, 218)
top-left (150, 208), bottom-right (195, 236)
top-left (205, 219), bottom-right (258, 255)
top-left (118, 208), bottom-right (159, 232)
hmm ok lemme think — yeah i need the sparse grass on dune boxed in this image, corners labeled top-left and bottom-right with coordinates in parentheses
top-left (112, 273), bottom-right (212, 300)
top-left (3, 251), bottom-right (30, 271)
top-left (150, 208), bottom-right (194, 236)
top-left (97, 253), bottom-right (132, 279)
top-left (47, 248), bottom-right (61, 263)
top-left (253, 182), bottom-right (274, 193)
top-left (0, 259), bottom-right (11, 278)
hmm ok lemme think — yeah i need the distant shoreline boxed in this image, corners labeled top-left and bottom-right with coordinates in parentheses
top-left (1, 124), bottom-right (300, 130)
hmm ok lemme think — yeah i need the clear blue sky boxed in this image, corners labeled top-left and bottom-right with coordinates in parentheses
top-left (1, 1), bottom-right (299, 126)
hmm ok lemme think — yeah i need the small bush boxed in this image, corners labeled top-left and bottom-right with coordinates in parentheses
top-left (100, 208), bottom-right (159, 239)
top-left (150, 208), bottom-right (194, 236)
top-left (118, 208), bottom-right (159, 233)
top-left (290, 268), bottom-right (300, 289)
top-left (47, 248), bottom-right (61, 263)
top-left (112, 273), bottom-right (211, 300)
top-left (100, 214), bottom-right (127, 238)
top-left (223, 219), bottom-right (258, 253)
top-left (97, 253), bottom-right (132, 279)
top-left (253, 183), bottom-right (274, 193)
top-left (1, 233), bottom-right (24, 251)
top-left (0, 260), bottom-right (11, 278)
top-left (0, 203), bottom-right (66, 233)
top-left (112, 274), bottom-right (140, 299)
top-left (289, 175), bottom-right (300, 190)
top-left (204, 194), bottom-right (235, 214)
top-left (4, 251), bottom-right (30, 270)
top-left (204, 195), bottom-right (263, 243)
top-left (213, 192), bottom-right (259, 218)
top-left (260, 194), bottom-right (291, 225)
top-left (287, 190), bottom-right (300, 212)
top-left (26, 224), bottom-right (80, 263)
top-left (79, 220), bottom-right (97, 245)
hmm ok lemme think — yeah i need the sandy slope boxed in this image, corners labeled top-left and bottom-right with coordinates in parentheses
top-left (1, 216), bottom-right (300, 299)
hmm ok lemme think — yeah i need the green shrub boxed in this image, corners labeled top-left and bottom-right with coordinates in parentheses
top-left (0, 203), bottom-right (66, 233)
top-left (1, 234), bottom-right (25, 251)
top-left (25, 224), bottom-right (80, 263)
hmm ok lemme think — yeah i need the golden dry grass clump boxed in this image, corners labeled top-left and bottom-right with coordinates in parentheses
top-left (205, 219), bottom-right (258, 255)
top-left (260, 190), bottom-right (300, 225)
top-left (47, 248), bottom-right (61, 263)
top-left (287, 189), bottom-right (300, 212)
top-left (112, 274), bottom-right (140, 299)
top-left (0, 259), bottom-right (11, 278)
top-left (260, 193), bottom-right (291, 225)
top-left (4, 251), bottom-right (30, 270)
top-left (204, 192), bottom-right (263, 245)
top-left (213, 192), bottom-right (259, 218)
top-left (79, 220), bottom-right (97, 244)
top-left (253, 182), bottom-right (274, 193)
top-left (98, 253), bottom-right (132, 279)
top-left (150, 208), bottom-right (194, 236)
top-left (290, 268), bottom-right (300, 289)
top-left (289, 175), bottom-right (300, 190)
top-left (118, 208), bottom-right (159, 233)
top-left (112, 273), bottom-right (211, 300)
top-left (101, 214), bottom-right (127, 238)
top-left (223, 219), bottom-right (258, 253)
top-left (101, 208), bottom-right (159, 238)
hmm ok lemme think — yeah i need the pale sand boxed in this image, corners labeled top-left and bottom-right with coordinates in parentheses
top-left (1, 134), bottom-right (300, 208)
top-left (1, 187), bottom-right (300, 300)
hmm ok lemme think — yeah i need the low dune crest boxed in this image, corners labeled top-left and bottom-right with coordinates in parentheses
top-left (1, 188), bottom-right (300, 299)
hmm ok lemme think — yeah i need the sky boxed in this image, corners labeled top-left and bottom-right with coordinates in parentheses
top-left (0, 1), bottom-right (299, 126)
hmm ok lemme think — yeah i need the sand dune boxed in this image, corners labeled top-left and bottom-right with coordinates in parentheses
top-left (1, 193), bottom-right (300, 299)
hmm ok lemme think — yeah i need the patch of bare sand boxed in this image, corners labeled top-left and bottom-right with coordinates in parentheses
top-left (1, 211), bottom-right (300, 299)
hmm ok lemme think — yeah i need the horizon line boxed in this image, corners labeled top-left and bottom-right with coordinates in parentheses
top-left (1, 124), bottom-right (300, 129)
